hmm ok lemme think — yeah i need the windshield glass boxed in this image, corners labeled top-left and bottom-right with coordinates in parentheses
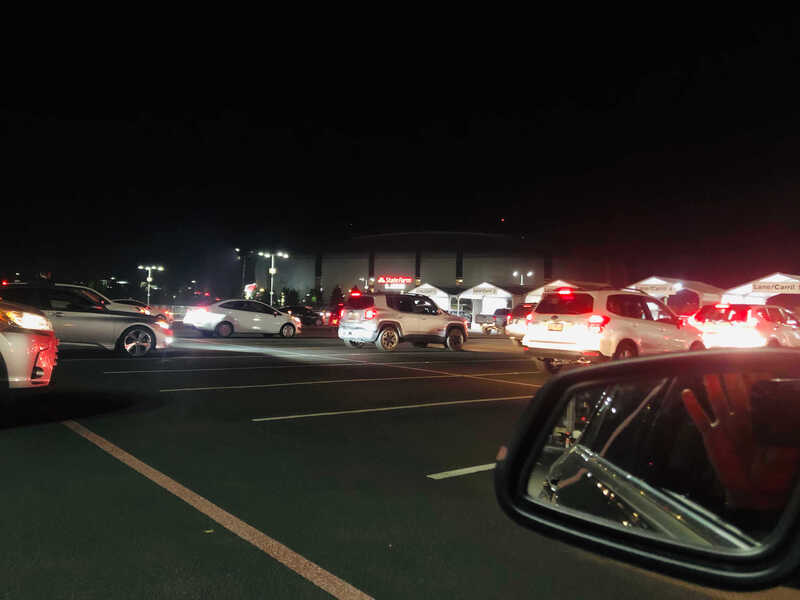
top-left (535, 293), bottom-right (594, 315)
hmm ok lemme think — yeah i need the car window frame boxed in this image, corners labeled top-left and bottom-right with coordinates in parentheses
top-left (45, 287), bottom-right (101, 312)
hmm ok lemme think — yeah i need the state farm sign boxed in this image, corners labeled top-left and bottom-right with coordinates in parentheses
top-left (376, 275), bottom-right (413, 290)
top-left (753, 281), bottom-right (800, 293)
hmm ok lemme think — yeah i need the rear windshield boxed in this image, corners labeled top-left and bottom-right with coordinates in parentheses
top-left (535, 293), bottom-right (594, 315)
top-left (511, 303), bottom-right (535, 318)
top-left (694, 304), bottom-right (753, 323)
top-left (344, 296), bottom-right (375, 309)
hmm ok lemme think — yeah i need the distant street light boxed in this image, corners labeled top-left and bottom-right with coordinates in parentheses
top-left (512, 270), bottom-right (534, 285)
top-left (258, 251), bottom-right (289, 305)
top-left (138, 265), bottom-right (164, 304)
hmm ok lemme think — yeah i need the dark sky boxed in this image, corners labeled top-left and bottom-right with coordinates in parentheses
top-left (3, 19), bottom-right (800, 289)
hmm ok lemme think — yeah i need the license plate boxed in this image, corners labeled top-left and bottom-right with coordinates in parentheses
top-left (547, 322), bottom-right (563, 332)
top-left (348, 313), bottom-right (360, 321)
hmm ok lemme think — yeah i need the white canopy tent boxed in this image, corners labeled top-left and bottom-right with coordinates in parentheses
top-left (524, 280), bottom-right (577, 304)
top-left (458, 282), bottom-right (513, 319)
top-left (722, 272), bottom-right (800, 305)
top-left (628, 276), bottom-right (724, 304)
top-left (408, 283), bottom-right (451, 310)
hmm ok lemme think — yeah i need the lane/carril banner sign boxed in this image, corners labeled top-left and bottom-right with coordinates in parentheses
top-left (753, 281), bottom-right (800, 293)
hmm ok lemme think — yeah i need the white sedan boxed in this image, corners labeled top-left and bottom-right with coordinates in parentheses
top-left (184, 299), bottom-right (300, 338)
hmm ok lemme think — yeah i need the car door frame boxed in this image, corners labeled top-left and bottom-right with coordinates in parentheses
top-left (42, 286), bottom-right (118, 348)
top-left (410, 295), bottom-right (445, 341)
top-left (641, 297), bottom-right (685, 353)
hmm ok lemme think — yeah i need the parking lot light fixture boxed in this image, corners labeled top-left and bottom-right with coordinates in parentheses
top-left (261, 251), bottom-right (290, 305)
top-left (138, 264), bottom-right (165, 305)
top-left (513, 270), bottom-right (534, 285)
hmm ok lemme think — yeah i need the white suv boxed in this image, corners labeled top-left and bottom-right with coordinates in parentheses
top-left (689, 303), bottom-right (800, 349)
top-left (338, 292), bottom-right (468, 352)
top-left (522, 287), bottom-right (704, 373)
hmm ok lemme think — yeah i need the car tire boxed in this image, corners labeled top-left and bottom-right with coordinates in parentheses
top-left (200, 330), bottom-right (214, 338)
top-left (117, 325), bottom-right (156, 358)
top-left (689, 341), bottom-right (705, 351)
top-left (539, 358), bottom-right (561, 374)
top-left (375, 327), bottom-right (400, 352)
top-left (445, 328), bottom-right (466, 352)
top-left (215, 322), bottom-right (234, 338)
top-left (412, 342), bottom-right (428, 348)
top-left (279, 323), bottom-right (296, 338)
top-left (613, 341), bottom-right (638, 360)
top-left (0, 356), bottom-right (9, 409)
top-left (344, 340), bottom-right (364, 348)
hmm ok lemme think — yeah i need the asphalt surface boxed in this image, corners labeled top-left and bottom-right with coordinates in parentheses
top-left (0, 328), bottom-right (742, 599)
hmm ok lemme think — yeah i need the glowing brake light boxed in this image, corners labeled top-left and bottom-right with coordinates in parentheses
top-left (364, 308), bottom-right (377, 320)
top-left (506, 314), bottom-right (512, 325)
top-left (350, 291), bottom-right (362, 297)
top-left (587, 314), bottom-right (610, 332)
top-left (1, 280), bottom-right (7, 286)
top-left (557, 287), bottom-right (574, 296)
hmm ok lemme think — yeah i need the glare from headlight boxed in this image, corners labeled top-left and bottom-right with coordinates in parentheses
top-left (5, 310), bottom-right (53, 332)
top-left (156, 320), bottom-right (170, 329)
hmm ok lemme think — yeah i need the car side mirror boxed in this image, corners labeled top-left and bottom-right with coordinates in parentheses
top-left (495, 350), bottom-right (800, 589)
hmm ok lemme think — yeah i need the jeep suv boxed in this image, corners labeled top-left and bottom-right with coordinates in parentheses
top-left (338, 292), bottom-right (468, 352)
top-left (522, 286), bottom-right (704, 373)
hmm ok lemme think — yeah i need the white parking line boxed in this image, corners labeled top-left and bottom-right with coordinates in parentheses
top-left (63, 420), bottom-right (372, 600)
top-left (251, 395), bottom-right (530, 422)
top-left (104, 358), bottom-right (533, 374)
top-left (160, 371), bottom-right (541, 393)
top-left (426, 463), bottom-right (496, 480)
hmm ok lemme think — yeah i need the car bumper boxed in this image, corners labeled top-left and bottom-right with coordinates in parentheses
top-left (529, 348), bottom-right (611, 362)
top-left (1, 330), bottom-right (58, 389)
top-left (338, 323), bottom-right (378, 343)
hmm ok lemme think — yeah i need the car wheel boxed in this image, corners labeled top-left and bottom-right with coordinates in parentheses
top-left (215, 322), bottom-right (234, 338)
top-left (0, 357), bottom-right (9, 408)
top-left (689, 341), bottom-right (705, 351)
top-left (200, 330), bottom-right (214, 338)
top-left (412, 342), bottom-right (428, 348)
top-left (445, 328), bottom-right (465, 352)
top-left (280, 323), bottom-right (296, 338)
top-left (613, 341), bottom-right (638, 360)
top-left (376, 327), bottom-right (400, 352)
top-left (344, 340), bottom-right (364, 348)
top-left (539, 358), bottom-right (561, 374)
top-left (118, 326), bottom-right (156, 357)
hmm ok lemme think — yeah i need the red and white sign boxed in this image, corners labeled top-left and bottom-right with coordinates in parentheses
top-left (376, 275), bottom-right (413, 290)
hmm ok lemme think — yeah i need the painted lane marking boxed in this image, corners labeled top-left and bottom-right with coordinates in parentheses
top-left (159, 371), bottom-right (541, 393)
top-left (426, 463), bottom-right (496, 480)
top-left (251, 395), bottom-right (531, 422)
top-left (62, 420), bottom-right (373, 600)
top-left (104, 358), bottom-right (533, 374)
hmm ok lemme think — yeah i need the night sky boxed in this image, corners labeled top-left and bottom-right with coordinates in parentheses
top-left (3, 19), bottom-right (799, 290)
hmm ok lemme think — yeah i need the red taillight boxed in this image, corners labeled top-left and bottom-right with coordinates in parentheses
top-left (526, 312), bottom-right (534, 323)
top-left (1, 280), bottom-right (7, 286)
top-left (364, 308), bottom-right (377, 320)
top-left (506, 314), bottom-right (512, 324)
top-left (557, 287), bottom-right (574, 296)
top-left (350, 291), bottom-right (362, 297)
top-left (587, 314), bottom-right (610, 332)
top-left (715, 303), bottom-right (729, 309)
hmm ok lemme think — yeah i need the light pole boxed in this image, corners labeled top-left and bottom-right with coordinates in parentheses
top-left (512, 270), bottom-right (534, 285)
top-left (258, 251), bottom-right (289, 305)
top-left (138, 265), bottom-right (164, 305)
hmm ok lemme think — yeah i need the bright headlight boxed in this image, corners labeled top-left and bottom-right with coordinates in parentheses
top-left (3, 310), bottom-right (53, 332)
top-left (155, 320), bottom-right (170, 330)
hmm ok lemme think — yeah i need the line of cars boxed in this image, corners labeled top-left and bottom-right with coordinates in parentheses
top-left (497, 284), bottom-right (800, 373)
top-left (0, 281), bottom-right (176, 401)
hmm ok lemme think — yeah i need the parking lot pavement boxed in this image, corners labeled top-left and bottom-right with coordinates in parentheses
top-left (0, 334), bottom-right (697, 599)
